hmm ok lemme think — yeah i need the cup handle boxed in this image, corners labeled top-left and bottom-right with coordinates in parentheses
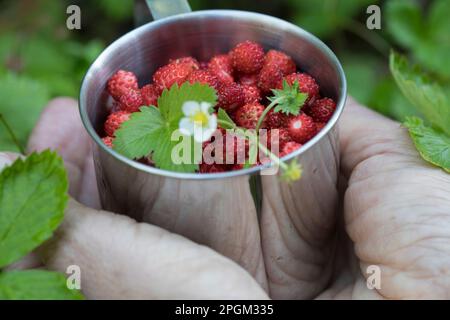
top-left (146, 0), bottom-right (192, 20)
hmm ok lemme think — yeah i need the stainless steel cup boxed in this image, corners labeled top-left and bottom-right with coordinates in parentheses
top-left (79, 8), bottom-right (346, 285)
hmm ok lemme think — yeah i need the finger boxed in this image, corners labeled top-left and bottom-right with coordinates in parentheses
top-left (0, 152), bottom-right (21, 171)
top-left (27, 98), bottom-right (100, 208)
top-left (339, 97), bottom-right (450, 299)
top-left (38, 199), bottom-right (268, 300)
top-left (339, 96), bottom-right (418, 178)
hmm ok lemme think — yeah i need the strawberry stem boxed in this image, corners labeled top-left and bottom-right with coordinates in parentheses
top-left (0, 113), bottom-right (25, 154)
top-left (257, 141), bottom-right (287, 170)
top-left (255, 97), bottom-right (282, 133)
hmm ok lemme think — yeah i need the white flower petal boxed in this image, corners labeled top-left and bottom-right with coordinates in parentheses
top-left (179, 117), bottom-right (195, 135)
top-left (207, 114), bottom-right (217, 131)
top-left (201, 128), bottom-right (215, 142)
top-left (200, 102), bottom-right (212, 114)
top-left (182, 101), bottom-right (200, 116)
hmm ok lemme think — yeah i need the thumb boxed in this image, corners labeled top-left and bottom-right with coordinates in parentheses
top-left (38, 199), bottom-right (269, 300)
top-left (339, 97), bottom-right (419, 178)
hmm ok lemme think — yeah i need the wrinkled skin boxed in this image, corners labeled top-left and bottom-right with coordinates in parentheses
top-left (4, 97), bottom-right (450, 299)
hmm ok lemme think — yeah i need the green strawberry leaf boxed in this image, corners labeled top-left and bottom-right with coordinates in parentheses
top-left (158, 82), bottom-right (217, 127)
top-left (0, 150), bottom-right (68, 268)
top-left (217, 108), bottom-right (236, 129)
top-left (0, 270), bottom-right (83, 300)
top-left (114, 83), bottom-right (217, 173)
top-left (390, 52), bottom-right (450, 136)
top-left (270, 80), bottom-right (307, 116)
top-left (403, 117), bottom-right (450, 173)
top-left (113, 106), bottom-right (166, 160)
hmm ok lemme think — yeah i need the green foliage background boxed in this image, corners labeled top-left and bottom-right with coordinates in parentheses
top-left (0, 0), bottom-right (448, 153)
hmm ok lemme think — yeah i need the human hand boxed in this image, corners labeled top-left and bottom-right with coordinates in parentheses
top-left (5, 96), bottom-right (450, 299)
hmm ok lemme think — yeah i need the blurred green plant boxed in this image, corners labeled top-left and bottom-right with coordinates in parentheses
top-left (391, 52), bottom-right (450, 172)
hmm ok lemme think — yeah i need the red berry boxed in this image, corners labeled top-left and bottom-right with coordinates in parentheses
top-left (280, 141), bottom-right (302, 157)
top-left (140, 84), bottom-right (159, 106)
top-left (186, 69), bottom-right (220, 89)
top-left (230, 41), bottom-right (265, 74)
top-left (242, 84), bottom-right (261, 104)
top-left (208, 54), bottom-right (234, 85)
top-left (217, 83), bottom-right (245, 112)
top-left (118, 89), bottom-right (143, 113)
top-left (169, 56), bottom-right (200, 69)
top-left (231, 164), bottom-right (244, 171)
top-left (265, 109), bottom-right (288, 129)
top-left (287, 113), bottom-right (316, 144)
top-left (259, 128), bottom-right (291, 152)
top-left (265, 50), bottom-right (296, 76)
top-left (223, 132), bottom-right (249, 165)
top-left (104, 111), bottom-right (130, 137)
top-left (308, 97), bottom-right (336, 123)
top-left (235, 102), bottom-right (265, 129)
top-left (107, 70), bottom-right (139, 100)
top-left (199, 163), bottom-right (227, 173)
top-left (153, 56), bottom-right (199, 92)
top-left (102, 136), bottom-right (114, 148)
top-left (258, 63), bottom-right (283, 93)
top-left (280, 73), bottom-right (320, 104)
top-left (199, 61), bottom-right (209, 70)
top-left (238, 73), bottom-right (258, 86)
top-left (316, 122), bottom-right (326, 132)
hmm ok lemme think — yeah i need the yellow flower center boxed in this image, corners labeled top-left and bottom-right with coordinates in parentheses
top-left (191, 111), bottom-right (208, 126)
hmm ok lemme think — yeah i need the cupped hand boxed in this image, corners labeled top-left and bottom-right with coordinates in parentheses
top-left (5, 96), bottom-right (450, 299)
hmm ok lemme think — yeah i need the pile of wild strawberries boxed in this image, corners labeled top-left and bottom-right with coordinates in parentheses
top-left (102, 40), bottom-right (336, 173)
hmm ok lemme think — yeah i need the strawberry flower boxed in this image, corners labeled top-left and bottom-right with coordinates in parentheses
top-left (179, 101), bottom-right (217, 143)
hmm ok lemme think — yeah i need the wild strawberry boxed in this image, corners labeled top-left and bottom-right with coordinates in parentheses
top-left (230, 41), bottom-right (265, 74)
top-left (186, 69), bottom-right (220, 89)
top-left (223, 132), bottom-right (249, 165)
top-left (118, 89), bottom-right (143, 113)
top-left (235, 102), bottom-right (265, 129)
top-left (153, 57), bottom-right (199, 92)
top-left (260, 128), bottom-right (292, 152)
top-left (279, 73), bottom-right (319, 104)
top-left (265, 109), bottom-right (288, 129)
top-left (316, 122), bottom-right (326, 132)
top-left (199, 61), bottom-right (209, 70)
top-left (308, 97), bottom-right (336, 123)
top-left (208, 54), bottom-right (234, 85)
top-left (107, 70), bottom-right (139, 100)
top-left (231, 164), bottom-right (244, 170)
top-left (280, 141), bottom-right (302, 157)
top-left (242, 84), bottom-right (261, 104)
top-left (238, 73), bottom-right (259, 86)
top-left (199, 163), bottom-right (227, 173)
top-left (258, 63), bottom-right (283, 93)
top-left (169, 56), bottom-right (200, 69)
top-left (102, 136), bottom-right (114, 148)
top-left (104, 111), bottom-right (130, 137)
top-left (287, 113), bottom-right (316, 144)
top-left (140, 84), bottom-right (159, 106)
top-left (217, 82), bottom-right (245, 112)
top-left (265, 50), bottom-right (296, 76)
